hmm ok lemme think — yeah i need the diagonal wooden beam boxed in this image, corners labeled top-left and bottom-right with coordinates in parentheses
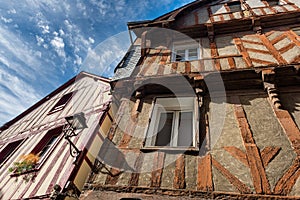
top-left (259, 34), bottom-right (287, 65)
top-left (272, 109), bottom-right (300, 156)
top-left (211, 157), bottom-right (251, 194)
top-left (232, 96), bottom-right (271, 194)
top-left (274, 158), bottom-right (300, 195)
top-left (261, 146), bottom-right (281, 168)
top-left (224, 146), bottom-right (249, 167)
top-left (234, 38), bottom-right (253, 68)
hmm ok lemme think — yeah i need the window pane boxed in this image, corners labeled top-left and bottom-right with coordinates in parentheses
top-left (267, 0), bottom-right (278, 6)
top-left (175, 50), bottom-right (185, 61)
top-left (228, 1), bottom-right (241, 12)
top-left (38, 135), bottom-right (59, 160)
top-left (177, 111), bottom-right (193, 146)
top-left (188, 48), bottom-right (198, 60)
top-left (0, 140), bottom-right (23, 164)
top-left (31, 126), bottom-right (63, 163)
top-left (155, 112), bottom-right (173, 146)
top-left (292, 27), bottom-right (300, 36)
top-left (48, 92), bottom-right (74, 114)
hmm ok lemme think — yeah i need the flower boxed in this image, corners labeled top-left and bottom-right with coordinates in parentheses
top-left (9, 153), bottom-right (40, 174)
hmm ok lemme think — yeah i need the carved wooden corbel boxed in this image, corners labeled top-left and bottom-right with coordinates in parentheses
top-left (262, 70), bottom-right (282, 109)
top-left (252, 18), bottom-right (262, 34)
top-left (131, 90), bottom-right (143, 121)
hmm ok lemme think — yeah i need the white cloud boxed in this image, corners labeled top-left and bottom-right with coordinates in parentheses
top-left (7, 9), bottom-right (16, 14)
top-left (53, 31), bottom-right (59, 36)
top-left (81, 31), bottom-right (130, 77)
top-left (1, 16), bottom-right (13, 23)
top-left (50, 36), bottom-right (65, 58)
top-left (39, 23), bottom-right (50, 34)
top-left (36, 35), bottom-right (44, 46)
top-left (59, 29), bottom-right (65, 36)
top-left (74, 54), bottom-right (82, 65)
top-left (0, 69), bottom-right (41, 123)
top-left (88, 37), bottom-right (95, 44)
top-left (64, 19), bottom-right (73, 31)
top-left (0, 26), bottom-right (42, 74)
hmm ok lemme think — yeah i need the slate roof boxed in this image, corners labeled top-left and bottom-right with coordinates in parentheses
top-left (112, 45), bottom-right (141, 81)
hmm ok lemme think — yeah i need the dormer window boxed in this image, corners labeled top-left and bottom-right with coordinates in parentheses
top-left (227, 1), bottom-right (242, 12)
top-left (172, 41), bottom-right (201, 62)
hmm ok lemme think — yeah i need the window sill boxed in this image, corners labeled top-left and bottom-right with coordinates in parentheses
top-left (10, 168), bottom-right (38, 177)
top-left (171, 59), bottom-right (199, 63)
top-left (141, 146), bottom-right (199, 154)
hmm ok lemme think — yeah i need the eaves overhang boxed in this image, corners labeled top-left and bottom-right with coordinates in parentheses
top-left (127, 0), bottom-right (211, 37)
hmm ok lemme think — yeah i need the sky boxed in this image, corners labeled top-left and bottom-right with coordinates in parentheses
top-left (0, 0), bottom-right (195, 125)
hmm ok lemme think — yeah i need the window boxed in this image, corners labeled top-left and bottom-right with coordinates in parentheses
top-left (172, 42), bottom-right (200, 62)
top-left (0, 139), bottom-right (24, 165)
top-left (227, 1), bottom-right (242, 12)
top-left (48, 92), bottom-right (74, 114)
top-left (145, 97), bottom-right (198, 148)
top-left (31, 126), bottom-right (63, 164)
top-left (267, 0), bottom-right (279, 6)
top-left (292, 27), bottom-right (300, 36)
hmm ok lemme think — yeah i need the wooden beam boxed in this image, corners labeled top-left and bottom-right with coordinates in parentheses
top-left (261, 146), bottom-right (281, 168)
top-left (274, 158), bottom-right (300, 195)
top-left (105, 168), bottom-right (121, 185)
top-left (151, 152), bottom-right (165, 187)
top-left (232, 97), bottom-right (271, 194)
top-left (234, 38), bottom-right (253, 68)
top-left (197, 154), bottom-right (213, 191)
top-left (259, 34), bottom-right (287, 65)
top-left (211, 157), bottom-right (251, 193)
top-left (272, 109), bottom-right (300, 156)
top-left (129, 152), bottom-right (144, 186)
top-left (173, 154), bottom-right (185, 189)
top-left (224, 146), bottom-right (249, 167)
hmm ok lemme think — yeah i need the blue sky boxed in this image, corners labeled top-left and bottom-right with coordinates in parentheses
top-left (0, 0), bottom-right (194, 125)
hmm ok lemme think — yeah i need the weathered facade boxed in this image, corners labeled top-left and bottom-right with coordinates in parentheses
top-left (82, 0), bottom-right (300, 199)
top-left (0, 72), bottom-right (112, 199)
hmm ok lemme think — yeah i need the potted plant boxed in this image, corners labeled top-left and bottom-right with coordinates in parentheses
top-left (9, 153), bottom-right (40, 175)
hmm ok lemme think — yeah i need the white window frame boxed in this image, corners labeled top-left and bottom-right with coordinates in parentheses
top-left (172, 41), bottom-right (201, 62)
top-left (292, 27), bottom-right (300, 36)
top-left (145, 97), bottom-right (199, 148)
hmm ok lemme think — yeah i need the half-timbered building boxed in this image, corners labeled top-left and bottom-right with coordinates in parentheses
top-left (82, 0), bottom-right (300, 199)
top-left (0, 72), bottom-right (112, 199)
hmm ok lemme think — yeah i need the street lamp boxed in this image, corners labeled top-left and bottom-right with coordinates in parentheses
top-left (63, 112), bottom-right (87, 164)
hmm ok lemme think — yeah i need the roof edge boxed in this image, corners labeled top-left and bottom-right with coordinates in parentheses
top-left (127, 0), bottom-right (207, 30)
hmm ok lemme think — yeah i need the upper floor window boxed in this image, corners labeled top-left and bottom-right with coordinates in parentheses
top-left (267, 0), bottom-right (280, 6)
top-left (32, 126), bottom-right (63, 165)
top-left (145, 97), bottom-right (198, 148)
top-left (0, 139), bottom-right (24, 165)
top-left (292, 27), bottom-right (300, 36)
top-left (227, 1), bottom-right (242, 12)
top-left (48, 92), bottom-right (74, 114)
top-left (172, 41), bottom-right (201, 62)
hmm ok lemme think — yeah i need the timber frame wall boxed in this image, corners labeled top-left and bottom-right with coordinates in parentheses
top-left (82, 0), bottom-right (300, 199)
